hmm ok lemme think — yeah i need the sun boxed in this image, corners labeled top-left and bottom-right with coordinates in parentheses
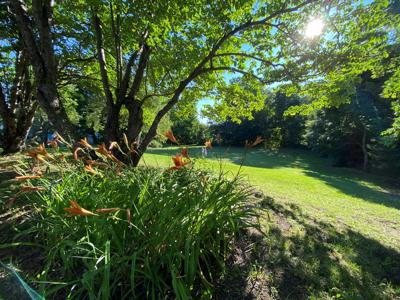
top-left (305, 18), bottom-right (324, 38)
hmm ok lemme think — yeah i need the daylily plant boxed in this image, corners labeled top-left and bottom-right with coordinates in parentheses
top-left (164, 130), bottom-right (178, 144)
top-left (15, 175), bottom-right (42, 181)
top-left (246, 136), bottom-right (264, 148)
top-left (169, 153), bottom-right (190, 171)
top-left (64, 200), bottom-right (97, 216)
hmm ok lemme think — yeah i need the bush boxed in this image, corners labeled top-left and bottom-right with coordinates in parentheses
top-left (147, 139), bottom-right (163, 148)
top-left (15, 164), bottom-right (254, 299)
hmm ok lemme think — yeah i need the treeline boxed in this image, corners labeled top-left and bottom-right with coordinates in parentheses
top-left (208, 72), bottom-right (400, 176)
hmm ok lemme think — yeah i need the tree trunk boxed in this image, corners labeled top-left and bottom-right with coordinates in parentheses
top-left (2, 108), bottom-right (37, 154)
top-left (361, 128), bottom-right (368, 171)
top-left (0, 45), bottom-right (38, 154)
top-left (8, 0), bottom-right (80, 142)
top-left (35, 79), bottom-right (79, 141)
top-left (104, 104), bottom-right (121, 144)
top-left (130, 151), bottom-right (142, 167)
top-left (126, 102), bottom-right (143, 144)
top-left (124, 102), bottom-right (143, 166)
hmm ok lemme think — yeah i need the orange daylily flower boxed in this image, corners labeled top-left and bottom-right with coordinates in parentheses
top-left (73, 147), bottom-right (85, 160)
top-left (96, 144), bottom-right (125, 166)
top-left (36, 143), bottom-right (49, 157)
top-left (205, 140), bottom-right (212, 149)
top-left (20, 185), bottom-right (46, 192)
top-left (55, 133), bottom-right (71, 147)
top-left (181, 147), bottom-right (189, 159)
top-left (25, 143), bottom-right (54, 162)
top-left (169, 154), bottom-right (190, 171)
top-left (252, 136), bottom-right (264, 147)
top-left (84, 164), bottom-right (100, 175)
top-left (246, 136), bottom-right (264, 148)
top-left (47, 139), bottom-right (58, 149)
top-left (27, 144), bottom-right (53, 160)
top-left (15, 175), bottom-right (42, 181)
top-left (26, 151), bottom-right (46, 163)
top-left (64, 200), bottom-right (97, 216)
top-left (79, 137), bottom-right (92, 149)
top-left (97, 143), bottom-right (110, 156)
top-left (96, 208), bottom-right (120, 214)
top-left (86, 160), bottom-right (110, 168)
top-left (164, 130), bottom-right (178, 144)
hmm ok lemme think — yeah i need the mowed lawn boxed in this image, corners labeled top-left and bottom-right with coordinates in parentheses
top-left (144, 147), bottom-right (400, 299)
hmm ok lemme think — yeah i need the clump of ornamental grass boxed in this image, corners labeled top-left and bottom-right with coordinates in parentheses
top-left (6, 136), bottom-right (257, 299)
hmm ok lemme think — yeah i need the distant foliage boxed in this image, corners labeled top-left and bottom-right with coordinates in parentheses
top-left (211, 92), bottom-right (306, 148)
top-left (303, 72), bottom-right (400, 174)
top-left (170, 105), bottom-right (209, 145)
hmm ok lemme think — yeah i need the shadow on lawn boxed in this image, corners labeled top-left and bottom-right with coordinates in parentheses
top-left (215, 197), bottom-right (400, 299)
top-left (304, 170), bottom-right (400, 210)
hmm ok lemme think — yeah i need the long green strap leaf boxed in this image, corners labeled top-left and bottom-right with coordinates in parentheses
top-left (0, 262), bottom-right (45, 300)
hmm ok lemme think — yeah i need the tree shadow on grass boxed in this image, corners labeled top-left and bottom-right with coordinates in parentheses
top-left (215, 196), bottom-right (400, 299)
top-left (303, 170), bottom-right (400, 210)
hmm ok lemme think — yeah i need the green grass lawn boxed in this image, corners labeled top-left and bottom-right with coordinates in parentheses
top-left (144, 146), bottom-right (400, 299)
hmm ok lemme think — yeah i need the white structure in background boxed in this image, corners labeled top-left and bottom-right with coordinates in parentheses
top-left (202, 147), bottom-right (208, 157)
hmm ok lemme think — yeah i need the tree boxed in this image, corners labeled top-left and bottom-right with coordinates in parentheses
top-left (7, 0), bottom-right (398, 167)
top-left (6, 0), bottom-right (88, 141)
top-left (210, 91), bottom-right (305, 148)
top-left (0, 5), bottom-right (37, 154)
top-left (84, 0), bottom-right (397, 165)
top-left (170, 103), bottom-right (207, 145)
top-left (303, 73), bottom-right (393, 171)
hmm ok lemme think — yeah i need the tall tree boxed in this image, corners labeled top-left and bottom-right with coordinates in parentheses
top-left (6, 0), bottom-right (80, 141)
top-left (303, 73), bottom-right (391, 171)
top-left (0, 49), bottom-right (38, 154)
top-left (0, 5), bottom-right (38, 154)
top-left (80, 0), bottom-right (396, 165)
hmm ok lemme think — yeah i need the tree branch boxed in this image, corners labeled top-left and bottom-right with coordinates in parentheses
top-left (140, 91), bottom-right (174, 103)
top-left (109, 1), bottom-right (122, 88)
top-left (201, 66), bottom-right (269, 83)
top-left (126, 44), bottom-right (151, 103)
top-left (7, 0), bottom-right (42, 69)
top-left (32, 0), bottom-right (57, 81)
top-left (58, 55), bottom-right (96, 71)
top-left (214, 52), bottom-right (283, 67)
top-left (92, 11), bottom-right (114, 107)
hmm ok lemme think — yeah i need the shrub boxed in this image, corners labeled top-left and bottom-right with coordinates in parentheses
top-left (147, 139), bottom-right (163, 148)
top-left (14, 164), bottom-right (254, 299)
